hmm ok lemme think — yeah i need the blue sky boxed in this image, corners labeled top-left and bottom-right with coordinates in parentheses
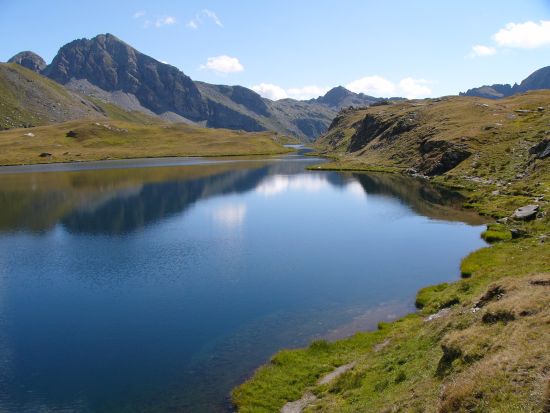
top-left (1, 0), bottom-right (550, 99)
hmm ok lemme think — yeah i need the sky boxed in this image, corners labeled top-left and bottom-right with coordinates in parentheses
top-left (1, 0), bottom-right (550, 100)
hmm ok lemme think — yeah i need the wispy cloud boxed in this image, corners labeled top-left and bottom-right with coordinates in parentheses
top-left (187, 9), bottom-right (223, 29)
top-left (469, 44), bottom-right (497, 58)
top-left (142, 15), bottom-right (177, 28)
top-left (200, 55), bottom-right (244, 74)
top-left (133, 11), bottom-right (146, 19)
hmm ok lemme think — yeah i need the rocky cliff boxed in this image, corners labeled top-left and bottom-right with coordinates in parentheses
top-left (42, 34), bottom-right (208, 122)
top-left (460, 66), bottom-right (550, 99)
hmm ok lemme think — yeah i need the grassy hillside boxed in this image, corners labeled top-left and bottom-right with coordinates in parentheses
top-left (0, 63), bottom-right (104, 129)
top-left (233, 92), bottom-right (550, 412)
top-left (0, 119), bottom-right (292, 165)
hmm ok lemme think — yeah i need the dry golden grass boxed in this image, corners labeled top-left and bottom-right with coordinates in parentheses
top-left (0, 119), bottom-right (291, 165)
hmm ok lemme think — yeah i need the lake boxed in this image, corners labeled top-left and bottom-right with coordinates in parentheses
top-left (0, 152), bottom-right (487, 412)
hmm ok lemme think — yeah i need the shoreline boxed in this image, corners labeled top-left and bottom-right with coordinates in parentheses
top-left (232, 159), bottom-right (549, 412)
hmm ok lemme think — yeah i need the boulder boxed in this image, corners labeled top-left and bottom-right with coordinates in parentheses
top-left (511, 204), bottom-right (539, 221)
top-left (529, 139), bottom-right (550, 159)
top-left (39, 152), bottom-right (52, 158)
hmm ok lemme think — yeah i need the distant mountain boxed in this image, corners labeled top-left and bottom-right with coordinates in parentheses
top-left (196, 82), bottom-right (336, 138)
top-left (6, 34), bottom-right (386, 140)
top-left (8, 51), bottom-right (46, 73)
top-left (460, 66), bottom-right (550, 99)
top-left (310, 86), bottom-right (379, 109)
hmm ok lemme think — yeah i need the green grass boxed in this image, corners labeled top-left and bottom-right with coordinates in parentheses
top-left (480, 224), bottom-right (512, 243)
top-left (233, 91), bottom-right (550, 412)
top-left (234, 238), bottom-right (549, 413)
top-left (0, 119), bottom-right (292, 165)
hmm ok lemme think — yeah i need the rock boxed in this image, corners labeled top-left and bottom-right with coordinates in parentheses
top-left (317, 362), bottom-right (356, 385)
top-left (511, 204), bottom-right (539, 221)
top-left (538, 107), bottom-right (545, 112)
top-left (424, 308), bottom-right (451, 322)
top-left (66, 130), bottom-right (78, 138)
top-left (280, 392), bottom-right (317, 413)
top-left (39, 152), bottom-right (52, 157)
top-left (23, 132), bottom-right (35, 137)
top-left (8, 51), bottom-right (47, 72)
top-left (529, 139), bottom-right (550, 159)
top-left (510, 228), bottom-right (527, 239)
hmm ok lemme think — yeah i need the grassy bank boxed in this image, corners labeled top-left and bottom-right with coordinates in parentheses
top-left (0, 119), bottom-right (293, 165)
top-left (233, 94), bottom-right (550, 412)
top-left (234, 176), bottom-right (549, 413)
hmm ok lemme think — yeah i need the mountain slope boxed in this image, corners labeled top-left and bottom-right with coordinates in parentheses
top-left (0, 63), bottom-right (104, 129)
top-left (316, 91), bottom-right (550, 177)
top-left (460, 66), bottom-right (550, 99)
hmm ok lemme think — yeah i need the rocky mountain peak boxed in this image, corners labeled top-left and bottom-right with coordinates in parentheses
top-left (42, 33), bottom-right (207, 121)
top-left (8, 51), bottom-right (46, 72)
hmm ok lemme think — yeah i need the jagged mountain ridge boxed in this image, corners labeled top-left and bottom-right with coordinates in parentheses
top-left (7, 34), bottom-right (382, 140)
top-left (460, 66), bottom-right (550, 99)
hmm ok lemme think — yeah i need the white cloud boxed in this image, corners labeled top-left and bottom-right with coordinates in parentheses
top-left (252, 76), bottom-right (432, 101)
top-left (398, 78), bottom-right (432, 99)
top-left (346, 76), bottom-right (397, 96)
top-left (251, 84), bottom-right (328, 100)
top-left (251, 83), bottom-right (288, 100)
top-left (133, 11), bottom-right (146, 19)
top-left (256, 175), bottom-right (330, 197)
top-left (200, 55), bottom-right (244, 74)
top-left (187, 9), bottom-right (223, 29)
top-left (213, 204), bottom-right (247, 228)
top-left (493, 20), bottom-right (550, 49)
top-left (345, 75), bottom-right (432, 99)
top-left (470, 44), bottom-right (497, 57)
top-left (286, 85), bottom-right (329, 100)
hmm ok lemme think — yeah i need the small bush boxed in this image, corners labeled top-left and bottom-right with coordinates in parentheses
top-left (308, 339), bottom-right (330, 352)
top-left (394, 370), bottom-right (407, 383)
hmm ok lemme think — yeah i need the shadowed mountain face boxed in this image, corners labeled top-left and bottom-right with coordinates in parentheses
top-left (460, 66), bottom-right (550, 99)
top-left (7, 51), bottom-right (46, 73)
top-left (42, 34), bottom-right (208, 122)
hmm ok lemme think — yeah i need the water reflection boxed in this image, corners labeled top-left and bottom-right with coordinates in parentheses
top-left (0, 157), bottom-right (483, 235)
top-left (0, 156), bottom-right (487, 413)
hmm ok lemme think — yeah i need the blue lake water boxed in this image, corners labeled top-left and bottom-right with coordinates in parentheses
top-left (0, 153), bottom-right (487, 412)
